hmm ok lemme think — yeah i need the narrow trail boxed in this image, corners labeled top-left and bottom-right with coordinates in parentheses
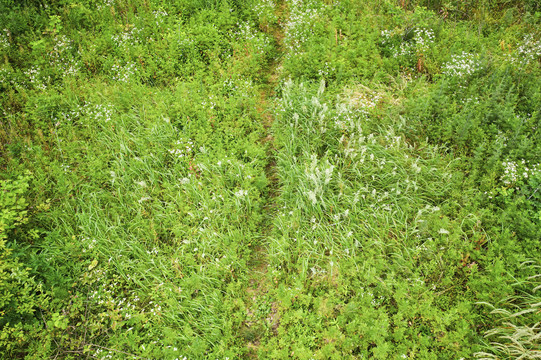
top-left (241, 2), bottom-right (286, 357)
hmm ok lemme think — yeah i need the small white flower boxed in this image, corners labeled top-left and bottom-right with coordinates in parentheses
top-left (234, 189), bottom-right (248, 197)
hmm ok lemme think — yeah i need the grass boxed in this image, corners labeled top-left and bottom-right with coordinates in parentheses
top-left (1, 0), bottom-right (540, 358)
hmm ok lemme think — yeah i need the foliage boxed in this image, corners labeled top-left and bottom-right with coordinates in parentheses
top-left (0, 173), bottom-right (49, 358)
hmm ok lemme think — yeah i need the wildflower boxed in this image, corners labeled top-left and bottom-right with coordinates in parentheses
top-left (234, 189), bottom-right (248, 197)
top-left (442, 52), bottom-right (482, 78)
top-left (111, 62), bottom-right (137, 83)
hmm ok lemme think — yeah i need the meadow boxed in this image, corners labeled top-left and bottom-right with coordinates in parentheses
top-left (0, 0), bottom-right (540, 358)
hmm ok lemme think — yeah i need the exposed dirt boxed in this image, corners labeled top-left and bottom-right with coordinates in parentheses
top-left (241, 1), bottom-right (287, 357)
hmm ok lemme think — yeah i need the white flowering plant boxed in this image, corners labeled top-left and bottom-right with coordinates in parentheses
top-left (442, 52), bottom-right (484, 78)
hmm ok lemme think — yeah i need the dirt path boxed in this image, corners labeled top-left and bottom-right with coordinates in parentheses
top-left (241, 1), bottom-right (286, 357)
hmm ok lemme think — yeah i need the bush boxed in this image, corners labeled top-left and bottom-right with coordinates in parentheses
top-left (0, 172), bottom-right (49, 358)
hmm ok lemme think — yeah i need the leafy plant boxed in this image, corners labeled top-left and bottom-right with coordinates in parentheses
top-left (0, 173), bottom-right (49, 358)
